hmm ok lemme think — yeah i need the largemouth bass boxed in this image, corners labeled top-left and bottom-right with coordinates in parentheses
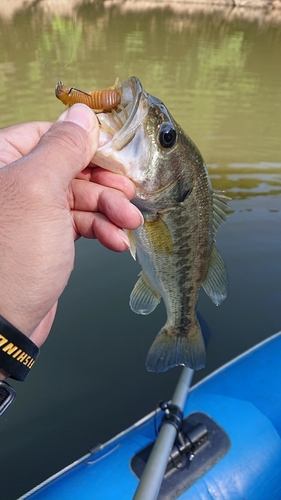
top-left (94, 77), bottom-right (228, 372)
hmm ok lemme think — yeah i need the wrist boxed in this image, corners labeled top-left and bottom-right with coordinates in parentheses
top-left (0, 315), bottom-right (40, 381)
top-left (0, 298), bottom-right (34, 338)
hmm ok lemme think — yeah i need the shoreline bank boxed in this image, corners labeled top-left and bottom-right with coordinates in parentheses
top-left (1, 0), bottom-right (281, 23)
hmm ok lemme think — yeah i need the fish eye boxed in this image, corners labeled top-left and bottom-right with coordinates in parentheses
top-left (158, 123), bottom-right (177, 149)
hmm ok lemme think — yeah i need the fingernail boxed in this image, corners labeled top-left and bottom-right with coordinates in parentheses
top-left (57, 104), bottom-right (96, 133)
top-left (119, 230), bottom-right (130, 249)
top-left (132, 205), bottom-right (144, 226)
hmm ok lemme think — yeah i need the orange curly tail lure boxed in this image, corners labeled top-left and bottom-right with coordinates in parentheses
top-left (55, 78), bottom-right (122, 113)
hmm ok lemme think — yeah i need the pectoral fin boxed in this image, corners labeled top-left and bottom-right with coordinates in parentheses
top-left (203, 245), bottom-right (228, 306)
top-left (144, 217), bottom-right (173, 255)
top-left (130, 271), bottom-right (161, 315)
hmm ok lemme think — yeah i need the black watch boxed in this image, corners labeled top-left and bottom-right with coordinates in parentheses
top-left (0, 381), bottom-right (16, 417)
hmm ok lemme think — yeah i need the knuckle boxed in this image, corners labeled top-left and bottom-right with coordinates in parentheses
top-left (44, 123), bottom-right (90, 160)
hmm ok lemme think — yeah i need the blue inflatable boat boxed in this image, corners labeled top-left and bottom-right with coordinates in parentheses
top-left (20, 331), bottom-right (281, 500)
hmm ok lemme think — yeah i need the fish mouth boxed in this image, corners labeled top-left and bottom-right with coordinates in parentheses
top-left (93, 77), bottom-right (149, 176)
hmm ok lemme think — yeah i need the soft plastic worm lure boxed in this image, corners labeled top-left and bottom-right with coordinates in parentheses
top-left (55, 78), bottom-right (122, 113)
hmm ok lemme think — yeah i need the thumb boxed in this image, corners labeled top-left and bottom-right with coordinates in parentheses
top-left (35, 103), bottom-right (100, 182)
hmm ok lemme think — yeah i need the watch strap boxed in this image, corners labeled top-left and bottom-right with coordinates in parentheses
top-left (0, 316), bottom-right (39, 381)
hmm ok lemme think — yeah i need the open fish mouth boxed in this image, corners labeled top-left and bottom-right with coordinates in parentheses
top-left (93, 77), bottom-right (149, 175)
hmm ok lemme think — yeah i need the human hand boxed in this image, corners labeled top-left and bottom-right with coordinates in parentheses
top-left (0, 104), bottom-right (142, 352)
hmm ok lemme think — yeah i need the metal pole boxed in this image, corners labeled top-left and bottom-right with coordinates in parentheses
top-left (133, 367), bottom-right (194, 500)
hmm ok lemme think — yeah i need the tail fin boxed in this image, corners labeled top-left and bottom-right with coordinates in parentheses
top-left (146, 319), bottom-right (206, 373)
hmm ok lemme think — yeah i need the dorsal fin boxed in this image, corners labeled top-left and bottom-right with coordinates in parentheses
top-left (202, 245), bottom-right (228, 306)
top-left (213, 191), bottom-right (230, 233)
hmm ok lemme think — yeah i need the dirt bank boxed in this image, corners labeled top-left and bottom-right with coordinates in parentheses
top-left (1, 0), bottom-right (281, 22)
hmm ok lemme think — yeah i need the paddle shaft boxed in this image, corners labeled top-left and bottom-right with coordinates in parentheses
top-left (133, 367), bottom-right (194, 500)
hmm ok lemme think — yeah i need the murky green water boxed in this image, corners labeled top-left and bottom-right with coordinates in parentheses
top-left (0, 3), bottom-right (280, 498)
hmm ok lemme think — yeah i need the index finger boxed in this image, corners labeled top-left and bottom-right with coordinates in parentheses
top-left (77, 166), bottom-right (136, 200)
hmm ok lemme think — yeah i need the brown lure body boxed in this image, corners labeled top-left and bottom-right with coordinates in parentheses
top-left (55, 79), bottom-right (121, 113)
